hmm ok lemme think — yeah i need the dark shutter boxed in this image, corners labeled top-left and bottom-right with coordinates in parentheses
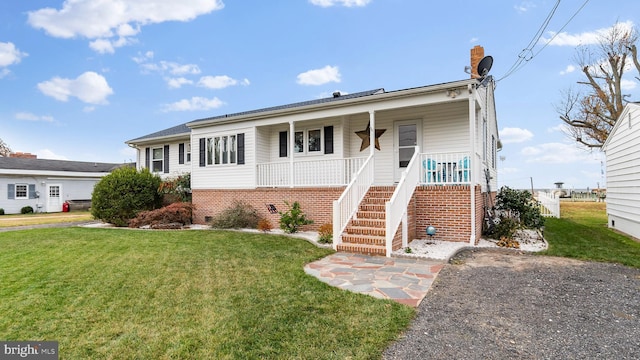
top-left (163, 145), bottom-right (170, 173)
top-left (7, 184), bottom-right (14, 199)
top-left (178, 143), bottom-right (185, 164)
top-left (199, 138), bottom-right (206, 167)
top-left (28, 184), bottom-right (37, 199)
top-left (324, 126), bottom-right (334, 154)
top-left (145, 147), bottom-right (150, 169)
top-left (279, 131), bottom-right (288, 158)
top-left (237, 133), bottom-right (245, 165)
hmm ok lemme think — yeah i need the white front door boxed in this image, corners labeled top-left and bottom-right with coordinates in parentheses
top-left (394, 120), bottom-right (422, 182)
top-left (47, 184), bottom-right (63, 212)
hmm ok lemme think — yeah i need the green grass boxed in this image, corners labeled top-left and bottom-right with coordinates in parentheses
top-left (0, 228), bottom-right (414, 359)
top-left (0, 211), bottom-right (93, 227)
top-left (541, 202), bottom-right (640, 268)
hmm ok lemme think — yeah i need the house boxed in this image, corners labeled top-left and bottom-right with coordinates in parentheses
top-left (602, 102), bottom-right (640, 240)
top-left (127, 46), bottom-right (500, 256)
top-left (0, 153), bottom-right (129, 214)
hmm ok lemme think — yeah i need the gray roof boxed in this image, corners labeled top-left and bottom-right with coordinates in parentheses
top-left (0, 157), bottom-right (132, 173)
top-left (127, 88), bottom-right (384, 143)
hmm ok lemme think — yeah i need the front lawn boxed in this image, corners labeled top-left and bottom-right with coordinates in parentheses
top-left (0, 228), bottom-right (414, 359)
top-left (542, 202), bottom-right (640, 268)
top-left (0, 211), bottom-right (93, 227)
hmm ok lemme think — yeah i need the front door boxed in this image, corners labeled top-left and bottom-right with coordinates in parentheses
top-left (394, 120), bottom-right (422, 182)
top-left (47, 184), bottom-right (63, 212)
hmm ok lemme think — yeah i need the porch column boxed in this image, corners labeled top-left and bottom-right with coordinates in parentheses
top-left (369, 110), bottom-right (376, 158)
top-left (468, 84), bottom-right (476, 244)
top-left (289, 120), bottom-right (295, 188)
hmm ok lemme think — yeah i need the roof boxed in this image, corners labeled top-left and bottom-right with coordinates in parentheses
top-left (126, 122), bottom-right (190, 143)
top-left (0, 157), bottom-right (131, 173)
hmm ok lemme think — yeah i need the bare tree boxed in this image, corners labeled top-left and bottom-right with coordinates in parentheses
top-left (0, 138), bottom-right (11, 157)
top-left (556, 22), bottom-right (640, 148)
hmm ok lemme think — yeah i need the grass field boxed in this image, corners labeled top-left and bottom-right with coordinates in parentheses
top-left (0, 228), bottom-right (414, 359)
top-left (542, 201), bottom-right (640, 268)
top-left (0, 211), bottom-right (93, 227)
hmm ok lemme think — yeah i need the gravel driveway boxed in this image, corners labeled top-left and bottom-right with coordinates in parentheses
top-left (384, 248), bottom-right (640, 359)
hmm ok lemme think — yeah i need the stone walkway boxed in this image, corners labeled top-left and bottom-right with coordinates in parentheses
top-left (304, 253), bottom-right (444, 307)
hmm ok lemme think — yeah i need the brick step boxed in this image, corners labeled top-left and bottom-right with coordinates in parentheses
top-left (344, 225), bottom-right (385, 237)
top-left (356, 210), bottom-right (386, 219)
top-left (361, 197), bottom-right (389, 205)
top-left (359, 203), bottom-right (385, 212)
top-left (336, 242), bottom-right (386, 256)
top-left (351, 218), bottom-right (386, 227)
top-left (365, 191), bottom-right (394, 199)
top-left (369, 186), bottom-right (396, 192)
top-left (340, 233), bottom-right (385, 246)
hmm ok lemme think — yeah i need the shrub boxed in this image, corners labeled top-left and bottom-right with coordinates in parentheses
top-left (318, 223), bottom-right (333, 244)
top-left (158, 173), bottom-right (191, 203)
top-left (210, 201), bottom-right (260, 229)
top-left (0, 208), bottom-right (4, 215)
top-left (279, 201), bottom-right (313, 234)
top-left (91, 167), bottom-right (163, 227)
top-left (486, 216), bottom-right (519, 240)
top-left (129, 202), bottom-right (194, 228)
top-left (494, 186), bottom-right (545, 229)
top-left (21, 206), bottom-right (34, 214)
top-left (257, 218), bottom-right (273, 232)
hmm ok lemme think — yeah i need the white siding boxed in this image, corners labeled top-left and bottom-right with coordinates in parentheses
top-left (604, 104), bottom-right (640, 239)
top-left (135, 140), bottom-right (191, 179)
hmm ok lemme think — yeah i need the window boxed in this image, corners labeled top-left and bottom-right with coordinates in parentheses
top-left (186, 143), bottom-right (191, 163)
top-left (308, 129), bottom-right (321, 152)
top-left (294, 131), bottom-right (304, 153)
top-left (152, 147), bottom-right (163, 172)
top-left (207, 135), bottom-right (238, 165)
top-left (284, 128), bottom-right (326, 156)
top-left (15, 184), bottom-right (28, 199)
top-left (49, 186), bottom-right (60, 198)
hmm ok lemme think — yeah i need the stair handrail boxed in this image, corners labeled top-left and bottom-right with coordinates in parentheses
top-left (385, 147), bottom-right (420, 256)
top-left (333, 153), bottom-right (375, 250)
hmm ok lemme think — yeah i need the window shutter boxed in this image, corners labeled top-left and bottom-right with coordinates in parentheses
top-left (324, 126), bottom-right (334, 154)
top-left (8, 184), bottom-right (14, 200)
top-left (163, 145), bottom-right (170, 173)
top-left (145, 147), bottom-right (150, 169)
top-left (279, 131), bottom-right (288, 158)
top-left (237, 133), bottom-right (245, 165)
top-left (28, 184), bottom-right (37, 199)
top-left (178, 143), bottom-right (185, 164)
top-left (199, 138), bottom-right (206, 167)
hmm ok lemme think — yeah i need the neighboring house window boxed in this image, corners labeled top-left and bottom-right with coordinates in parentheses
top-left (15, 184), bottom-right (28, 199)
top-left (206, 134), bottom-right (241, 165)
top-left (152, 147), bottom-right (163, 172)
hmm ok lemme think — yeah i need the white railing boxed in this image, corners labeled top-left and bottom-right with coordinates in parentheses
top-left (536, 191), bottom-right (560, 218)
top-left (257, 157), bottom-right (366, 187)
top-left (419, 152), bottom-right (471, 185)
top-left (333, 154), bottom-right (374, 250)
top-left (385, 147), bottom-right (420, 256)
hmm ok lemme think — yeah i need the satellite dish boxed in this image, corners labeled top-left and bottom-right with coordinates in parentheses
top-left (477, 55), bottom-right (493, 78)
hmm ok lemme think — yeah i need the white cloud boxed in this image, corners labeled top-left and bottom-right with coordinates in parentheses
top-left (140, 60), bottom-right (201, 75)
top-left (132, 51), bottom-right (154, 64)
top-left (469, 37), bottom-right (479, 43)
top-left (521, 142), bottom-right (600, 164)
top-left (27, 0), bottom-right (224, 53)
top-left (15, 112), bottom-right (54, 122)
top-left (621, 79), bottom-right (637, 91)
top-left (197, 75), bottom-right (250, 89)
top-left (37, 149), bottom-right (68, 160)
top-left (297, 65), bottom-right (341, 86)
top-left (541, 20), bottom-right (634, 46)
top-left (559, 65), bottom-right (576, 75)
top-left (514, 2), bottom-right (535, 14)
top-left (499, 127), bottom-right (534, 144)
top-left (37, 71), bottom-right (114, 105)
top-left (310, 0), bottom-right (371, 7)
top-left (0, 69), bottom-right (9, 79)
top-left (0, 42), bottom-right (28, 67)
top-left (167, 77), bottom-right (194, 89)
top-left (161, 96), bottom-right (224, 112)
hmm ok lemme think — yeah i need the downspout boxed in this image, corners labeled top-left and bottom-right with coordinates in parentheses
top-left (289, 121), bottom-right (295, 188)
top-left (468, 83), bottom-right (477, 245)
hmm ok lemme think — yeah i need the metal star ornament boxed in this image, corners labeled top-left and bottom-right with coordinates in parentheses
top-left (355, 122), bottom-right (386, 151)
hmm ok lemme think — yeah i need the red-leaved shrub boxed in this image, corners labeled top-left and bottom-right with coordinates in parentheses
top-left (129, 202), bottom-right (194, 228)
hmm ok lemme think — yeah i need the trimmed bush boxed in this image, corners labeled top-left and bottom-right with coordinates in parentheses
top-left (0, 208), bottom-right (4, 215)
top-left (21, 206), bottom-right (34, 214)
top-left (210, 201), bottom-right (260, 229)
top-left (129, 202), bottom-right (194, 228)
top-left (91, 167), bottom-right (163, 227)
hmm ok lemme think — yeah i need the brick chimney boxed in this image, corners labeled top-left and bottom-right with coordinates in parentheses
top-left (10, 152), bottom-right (37, 159)
top-left (470, 45), bottom-right (485, 79)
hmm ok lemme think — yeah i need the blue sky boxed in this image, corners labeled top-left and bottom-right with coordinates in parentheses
top-left (1, 0), bottom-right (639, 190)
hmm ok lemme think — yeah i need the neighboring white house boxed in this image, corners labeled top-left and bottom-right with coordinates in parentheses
top-left (127, 47), bottom-right (500, 256)
top-left (602, 102), bottom-right (640, 240)
top-left (0, 155), bottom-right (129, 214)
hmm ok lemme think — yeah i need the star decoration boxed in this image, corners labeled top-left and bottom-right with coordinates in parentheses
top-left (356, 122), bottom-right (386, 151)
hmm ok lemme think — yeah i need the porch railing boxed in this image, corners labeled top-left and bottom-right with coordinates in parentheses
top-left (536, 191), bottom-right (560, 218)
top-left (256, 157), bottom-right (366, 187)
top-left (419, 152), bottom-right (471, 185)
top-left (333, 154), bottom-right (374, 250)
top-left (385, 147), bottom-right (420, 256)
